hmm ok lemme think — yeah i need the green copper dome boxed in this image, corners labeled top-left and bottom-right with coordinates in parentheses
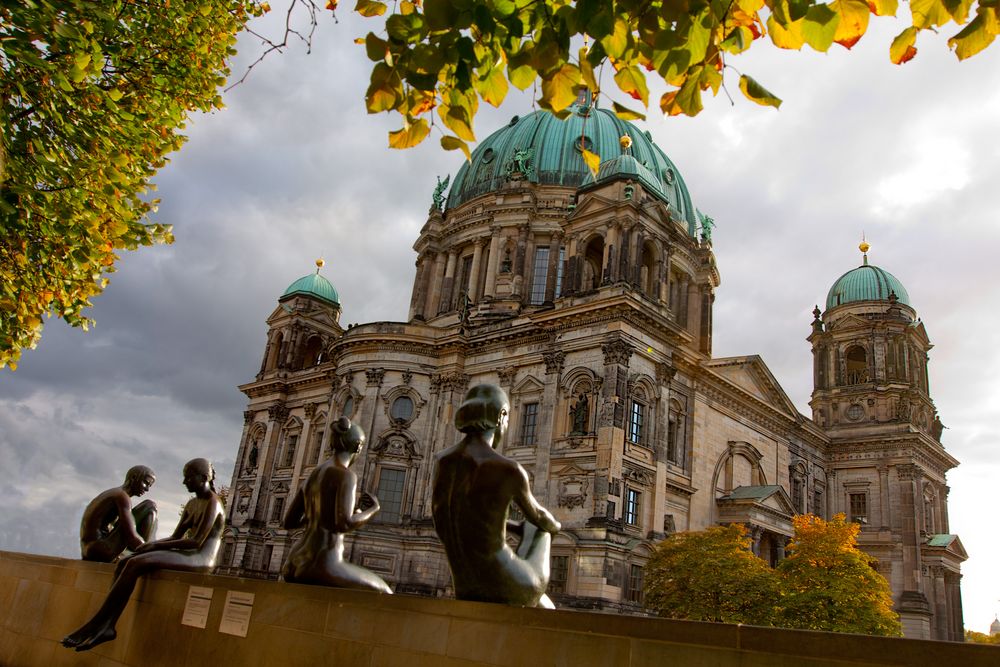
top-left (826, 263), bottom-right (910, 310)
top-left (282, 269), bottom-right (340, 308)
top-left (446, 99), bottom-right (699, 234)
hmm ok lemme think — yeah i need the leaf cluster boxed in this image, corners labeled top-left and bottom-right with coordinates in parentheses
top-left (644, 515), bottom-right (902, 636)
top-left (353, 0), bottom-right (999, 151)
top-left (0, 0), bottom-right (263, 369)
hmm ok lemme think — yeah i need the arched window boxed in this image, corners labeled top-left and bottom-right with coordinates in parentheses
top-left (342, 395), bottom-right (354, 418)
top-left (583, 236), bottom-right (604, 291)
top-left (667, 398), bottom-right (686, 465)
top-left (845, 345), bottom-right (868, 384)
top-left (300, 335), bottom-right (323, 368)
top-left (391, 396), bottom-right (414, 422)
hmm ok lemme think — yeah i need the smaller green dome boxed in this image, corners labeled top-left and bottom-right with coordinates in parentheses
top-left (282, 270), bottom-right (340, 308)
top-left (826, 263), bottom-right (910, 310)
top-left (586, 154), bottom-right (666, 200)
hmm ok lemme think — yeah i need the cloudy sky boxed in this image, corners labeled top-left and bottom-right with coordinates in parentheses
top-left (2, 8), bottom-right (998, 631)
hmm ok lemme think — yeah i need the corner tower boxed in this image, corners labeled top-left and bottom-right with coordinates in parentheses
top-left (809, 242), bottom-right (964, 641)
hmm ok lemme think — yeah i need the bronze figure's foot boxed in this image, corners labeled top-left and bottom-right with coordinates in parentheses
top-left (74, 625), bottom-right (117, 652)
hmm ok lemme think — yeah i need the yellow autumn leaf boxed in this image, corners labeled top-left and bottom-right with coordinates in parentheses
top-left (581, 148), bottom-right (601, 178)
top-left (388, 118), bottom-right (430, 149)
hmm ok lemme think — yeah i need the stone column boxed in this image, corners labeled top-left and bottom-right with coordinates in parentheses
top-left (468, 238), bottom-right (486, 302)
top-left (878, 465), bottom-right (890, 529)
top-left (679, 275), bottom-right (690, 327)
top-left (513, 224), bottom-right (530, 299)
top-left (687, 280), bottom-right (701, 336)
top-left (249, 403), bottom-right (288, 522)
top-left (425, 251), bottom-right (447, 316)
top-left (534, 350), bottom-right (566, 502)
top-left (603, 223), bottom-right (618, 285)
top-left (409, 254), bottom-right (428, 320)
top-left (290, 403), bottom-right (317, 498)
top-left (484, 227), bottom-right (502, 299)
top-left (439, 249), bottom-right (458, 314)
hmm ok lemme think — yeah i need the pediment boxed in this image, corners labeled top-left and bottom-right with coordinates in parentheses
top-left (551, 462), bottom-right (588, 477)
top-left (512, 374), bottom-right (544, 395)
top-left (702, 356), bottom-right (799, 420)
top-left (924, 534), bottom-right (968, 561)
top-left (568, 192), bottom-right (617, 220)
top-left (826, 313), bottom-right (869, 331)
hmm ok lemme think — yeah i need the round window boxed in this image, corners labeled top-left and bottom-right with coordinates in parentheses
top-left (481, 148), bottom-right (495, 164)
top-left (664, 168), bottom-right (675, 184)
top-left (846, 404), bottom-right (865, 422)
top-left (575, 135), bottom-right (593, 152)
top-left (391, 396), bottom-right (414, 421)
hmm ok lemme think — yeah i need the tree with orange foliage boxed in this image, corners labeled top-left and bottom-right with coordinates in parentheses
top-left (776, 513), bottom-right (901, 636)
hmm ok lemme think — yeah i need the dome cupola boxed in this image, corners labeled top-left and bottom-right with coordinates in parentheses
top-left (281, 259), bottom-right (340, 308)
top-left (445, 91), bottom-right (699, 234)
top-left (825, 242), bottom-right (910, 310)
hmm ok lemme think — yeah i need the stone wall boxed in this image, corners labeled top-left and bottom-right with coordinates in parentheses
top-left (1, 550), bottom-right (995, 667)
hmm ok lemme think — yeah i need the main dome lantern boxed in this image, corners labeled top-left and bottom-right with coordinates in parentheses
top-left (445, 95), bottom-right (699, 233)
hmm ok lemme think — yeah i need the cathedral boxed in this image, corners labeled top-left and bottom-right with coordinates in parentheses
top-left (219, 92), bottom-right (966, 641)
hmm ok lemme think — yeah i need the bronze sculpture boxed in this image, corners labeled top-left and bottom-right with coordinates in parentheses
top-left (63, 458), bottom-right (225, 652)
top-left (79, 465), bottom-right (158, 562)
top-left (432, 384), bottom-right (561, 608)
top-left (281, 416), bottom-right (392, 594)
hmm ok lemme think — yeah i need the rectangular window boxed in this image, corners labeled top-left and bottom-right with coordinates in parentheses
top-left (625, 488), bottom-right (641, 526)
top-left (667, 417), bottom-right (679, 463)
top-left (376, 468), bottom-right (407, 524)
top-left (813, 489), bottom-right (824, 517)
top-left (626, 564), bottom-right (644, 603)
top-left (459, 255), bottom-right (473, 299)
top-left (270, 496), bottom-right (285, 523)
top-left (282, 434), bottom-right (298, 467)
top-left (554, 246), bottom-right (565, 297)
top-left (849, 493), bottom-right (867, 524)
top-left (628, 402), bottom-right (644, 444)
top-left (549, 555), bottom-right (569, 594)
top-left (606, 500), bottom-right (616, 519)
top-left (521, 402), bottom-right (539, 445)
top-left (530, 247), bottom-right (550, 304)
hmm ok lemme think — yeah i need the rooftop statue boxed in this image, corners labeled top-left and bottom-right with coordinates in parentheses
top-left (432, 174), bottom-right (450, 211)
top-left (63, 458), bottom-right (225, 652)
top-left (79, 465), bottom-right (158, 562)
top-left (282, 416), bottom-right (392, 594)
top-left (432, 384), bottom-right (561, 608)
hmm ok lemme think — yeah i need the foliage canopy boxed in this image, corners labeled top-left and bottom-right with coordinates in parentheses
top-left (644, 523), bottom-right (780, 624)
top-left (776, 514), bottom-right (901, 636)
top-left (0, 0), bottom-right (262, 369)
top-left (352, 0), bottom-right (1000, 154)
top-left (645, 516), bottom-right (902, 636)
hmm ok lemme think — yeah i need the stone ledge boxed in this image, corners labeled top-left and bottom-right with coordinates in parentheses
top-left (1, 550), bottom-right (995, 667)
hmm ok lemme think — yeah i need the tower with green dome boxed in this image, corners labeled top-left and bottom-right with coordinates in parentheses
top-left (808, 241), bottom-right (964, 640)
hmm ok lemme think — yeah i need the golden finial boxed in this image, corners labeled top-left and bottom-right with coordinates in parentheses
top-left (859, 234), bottom-right (869, 265)
top-left (619, 134), bottom-right (633, 151)
top-left (315, 258), bottom-right (325, 273)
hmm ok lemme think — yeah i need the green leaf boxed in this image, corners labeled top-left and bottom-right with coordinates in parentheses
top-left (540, 63), bottom-right (582, 112)
top-left (601, 18), bottom-right (630, 59)
top-left (508, 63), bottom-right (536, 90)
top-left (948, 13), bottom-right (997, 59)
top-left (803, 4), bottom-right (840, 51)
top-left (355, 0), bottom-right (387, 17)
top-left (424, 0), bottom-right (458, 30)
top-left (660, 69), bottom-right (704, 116)
top-left (389, 119), bottom-right (431, 148)
top-left (889, 26), bottom-right (919, 63)
top-left (441, 135), bottom-right (472, 161)
top-left (738, 74), bottom-right (782, 108)
top-left (612, 101), bottom-right (646, 120)
top-left (613, 65), bottom-right (649, 105)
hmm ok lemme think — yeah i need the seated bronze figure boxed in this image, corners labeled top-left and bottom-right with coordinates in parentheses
top-left (80, 465), bottom-right (158, 562)
top-left (63, 458), bottom-right (225, 652)
top-left (282, 416), bottom-right (392, 594)
top-left (432, 384), bottom-right (561, 608)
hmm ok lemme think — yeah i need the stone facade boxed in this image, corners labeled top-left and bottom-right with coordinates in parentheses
top-left (220, 110), bottom-right (964, 640)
